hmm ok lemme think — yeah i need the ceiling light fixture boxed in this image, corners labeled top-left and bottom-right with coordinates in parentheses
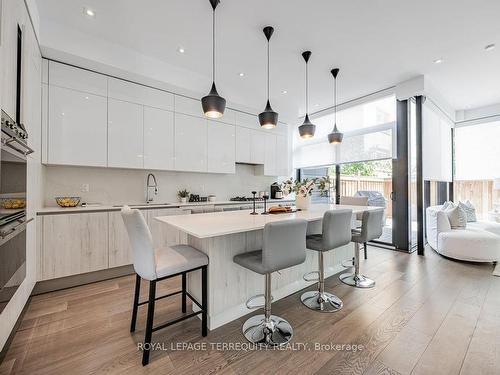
top-left (298, 51), bottom-right (315, 139)
top-left (282, 90), bottom-right (287, 94)
top-left (201, 0), bottom-right (226, 119)
top-left (328, 68), bottom-right (343, 145)
top-left (239, 72), bottom-right (245, 77)
top-left (84, 8), bottom-right (95, 17)
top-left (177, 47), bottom-right (185, 54)
top-left (485, 44), bottom-right (496, 51)
top-left (258, 26), bottom-right (278, 129)
top-left (433, 58), bottom-right (443, 64)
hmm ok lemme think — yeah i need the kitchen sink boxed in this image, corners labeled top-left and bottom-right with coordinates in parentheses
top-left (112, 203), bottom-right (172, 208)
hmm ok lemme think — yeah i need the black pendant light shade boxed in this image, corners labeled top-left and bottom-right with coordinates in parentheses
top-left (259, 26), bottom-right (278, 129)
top-left (202, 0), bottom-right (226, 118)
top-left (298, 51), bottom-right (316, 138)
top-left (328, 68), bottom-right (343, 144)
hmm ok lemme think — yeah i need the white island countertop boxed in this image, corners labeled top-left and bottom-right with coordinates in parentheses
top-left (155, 204), bottom-right (378, 238)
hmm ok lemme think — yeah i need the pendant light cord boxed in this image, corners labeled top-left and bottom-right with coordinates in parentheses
top-left (267, 40), bottom-right (270, 101)
top-left (334, 74), bottom-right (337, 126)
top-left (305, 61), bottom-right (309, 115)
top-left (212, 10), bottom-right (216, 83)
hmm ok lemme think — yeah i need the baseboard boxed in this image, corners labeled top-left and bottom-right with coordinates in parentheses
top-left (32, 265), bottom-right (135, 295)
top-left (0, 297), bottom-right (31, 366)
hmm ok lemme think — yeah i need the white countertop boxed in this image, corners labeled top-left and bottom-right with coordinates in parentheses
top-left (36, 199), bottom-right (295, 215)
top-left (155, 204), bottom-right (379, 238)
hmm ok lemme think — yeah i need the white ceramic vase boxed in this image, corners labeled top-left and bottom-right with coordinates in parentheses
top-left (296, 194), bottom-right (311, 210)
top-left (180, 197), bottom-right (187, 203)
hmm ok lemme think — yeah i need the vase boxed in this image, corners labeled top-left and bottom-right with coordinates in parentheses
top-left (296, 195), bottom-right (311, 210)
top-left (180, 197), bottom-right (187, 203)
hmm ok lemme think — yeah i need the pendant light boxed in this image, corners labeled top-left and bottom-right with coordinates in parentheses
top-left (201, 0), bottom-right (226, 118)
top-left (328, 68), bottom-right (343, 144)
top-left (298, 51), bottom-right (315, 138)
top-left (258, 26), bottom-right (278, 129)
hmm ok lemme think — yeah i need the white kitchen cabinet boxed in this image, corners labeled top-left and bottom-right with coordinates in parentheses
top-left (144, 106), bottom-right (175, 170)
top-left (235, 126), bottom-right (251, 163)
top-left (174, 113), bottom-right (207, 172)
top-left (108, 98), bottom-right (144, 169)
top-left (147, 208), bottom-right (189, 248)
top-left (108, 77), bottom-right (174, 111)
top-left (251, 130), bottom-right (266, 165)
top-left (263, 133), bottom-right (278, 176)
top-left (49, 61), bottom-right (108, 96)
top-left (207, 121), bottom-right (235, 174)
top-left (48, 85), bottom-right (107, 167)
top-left (108, 210), bottom-right (147, 268)
top-left (235, 111), bottom-right (259, 130)
top-left (174, 95), bottom-right (236, 125)
top-left (41, 213), bottom-right (109, 280)
top-left (276, 135), bottom-right (290, 176)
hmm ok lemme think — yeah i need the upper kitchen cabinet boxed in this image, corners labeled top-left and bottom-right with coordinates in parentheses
top-left (49, 62), bottom-right (108, 97)
top-left (263, 133), bottom-right (277, 176)
top-left (143, 106), bottom-right (174, 170)
top-left (276, 135), bottom-right (290, 176)
top-left (174, 113), bottom-right (207, 172)
top-left (48, 85), bottom-right (107, 167)
top-left (251, 130), bottom-right (266, 165)
top-left (235, 126), bottom-right (251, 163)
top-left (174, 95), bottom-right (236, 125)
top-left (235, 111), bottom-right (259, 130)
top-left (107, 78), bottom-right (174, 111)
top-left (108, 98), bottom-right (144, 169)
top-left (207, 121), bottom-right (235, 174)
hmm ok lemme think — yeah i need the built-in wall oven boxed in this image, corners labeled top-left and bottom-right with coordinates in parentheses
top-left (0, 109), bottom-right (33, 313)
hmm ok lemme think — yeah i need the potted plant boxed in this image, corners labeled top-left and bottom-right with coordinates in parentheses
top-left (280, 177), bottom-right (330, 210)
top-left (177, 189), bottom-right (190, 204)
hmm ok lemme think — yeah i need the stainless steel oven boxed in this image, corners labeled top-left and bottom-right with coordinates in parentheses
top-left (0, 110), bottom-right (32, 313)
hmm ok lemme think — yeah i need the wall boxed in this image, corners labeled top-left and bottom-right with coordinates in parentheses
top-left (43, 164), bottom-right (277, 206)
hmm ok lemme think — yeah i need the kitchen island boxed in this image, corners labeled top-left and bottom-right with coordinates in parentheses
top-left (155, 204), bottom-right (377, 329)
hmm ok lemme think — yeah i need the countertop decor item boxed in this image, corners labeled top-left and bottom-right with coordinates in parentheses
top-left (281, 177), bottom-right (330, 210)
top-left (327, 68), bottom-right (344, 144)
top-left (258, 26), bottom-right (278, 129)
top-left (208, 195), bottom-right (216, 202)
top-left (201, 0), bottom-right (226, 118)
top-left (250, 191), bottom-right (258, 215)
top-left (261, 194), bottom-right (269, 215)
top-left (55, 197), bottom-right (81, 208)
top-left (0, 198), bottom-right (26, 209)
top-left (177, 189), bottom-right (190, 204)
top-left (298, 51), bottom-right (315, 139)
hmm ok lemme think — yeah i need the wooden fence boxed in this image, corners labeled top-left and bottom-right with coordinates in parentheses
top-left (454, 180), bottom-right (500, 219)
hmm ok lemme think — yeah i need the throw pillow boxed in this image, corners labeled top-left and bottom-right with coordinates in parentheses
top-left (441, 201), bottom-right (454, 211)
top-left (458, 201), bottom-right (477, 222)
top-left (446, 205), bottom-right (467, 229)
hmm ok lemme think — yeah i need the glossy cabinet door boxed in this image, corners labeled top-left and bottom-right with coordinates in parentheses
top-left (48, 85), bottom-right (107, 167)
top-left (207, 121), bottom-right (236, 174)
top-left (144, 106), bottom-right (175, 170)
top-left (108, 77), bottom-right (174, 111)
top-left (49, 61), bottom-right (108, 96)
top-left (235, 126), bottom-right (251, 163)
top-left (276, 135), bottom-right (290, 176)
top-left (235, 111), bottom-right (260, 130)
top-left (264, 133), bottom-right (278, 176)
top-left (250, 130), bottom-right (266, 165)
top-left (108, 98), bottom-right (144, 169)
top-left (41, 213), bottom-right (109, 280)
top-left (174, 113), bottom-right (207, 172)
top-left (108, 210), bottom-right (146, 268)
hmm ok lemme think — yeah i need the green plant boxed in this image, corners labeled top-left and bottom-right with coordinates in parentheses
top-left (280, 177), bottom-right (330, 198)
top-left (177, 189), bottom-right (190, 199)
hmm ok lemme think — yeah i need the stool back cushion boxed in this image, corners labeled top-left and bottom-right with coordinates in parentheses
top-left (322, 209), bottom-right (353, 250)
top-left (358, 208), bottom-right (385, 242)
top-left (121, 206), bottom-right (157, 280)
top-left (262, 219), bottom-right (307, 273)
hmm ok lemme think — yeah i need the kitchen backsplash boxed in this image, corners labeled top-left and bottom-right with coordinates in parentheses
top-left (43, 164), bottom-right (282, 206)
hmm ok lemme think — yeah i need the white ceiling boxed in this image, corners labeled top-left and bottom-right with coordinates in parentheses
top-left (35, 0), bottom-right (500, 120)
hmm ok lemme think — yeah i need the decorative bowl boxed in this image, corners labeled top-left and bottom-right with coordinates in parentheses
top-left (0, 198), bottom-right (26, 209)
top-left (55, 197), bottom-right (81, 208)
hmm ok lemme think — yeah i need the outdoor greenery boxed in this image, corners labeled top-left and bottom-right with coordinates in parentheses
top-left (328, 159), bottom-right (392, 177)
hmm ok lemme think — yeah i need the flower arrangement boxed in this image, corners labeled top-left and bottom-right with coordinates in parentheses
top-left (280, 177), bottom-right (330, 198)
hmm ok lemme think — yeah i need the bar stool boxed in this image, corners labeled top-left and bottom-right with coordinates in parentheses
top-left (233, 219), bottom-right (308, 346)
top-left (340, 196), bottom-right (369, 259)
top-left (301, 209), bottom-right (353, 312)
top-left (121, 206), bottom-right (208, 366)
top-left (339, 208), bottom-right (384, 288)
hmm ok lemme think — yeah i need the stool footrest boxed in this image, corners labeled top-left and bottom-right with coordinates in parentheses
top-left (246, 294), bottom-right (273, 309)
top-left (303, 271), bottom-right (320, 282)
top-left (341, 258), bottom-right (354, 269)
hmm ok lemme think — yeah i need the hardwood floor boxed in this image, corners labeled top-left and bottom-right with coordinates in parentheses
top-left (1, 247), bottom-right (498, 375)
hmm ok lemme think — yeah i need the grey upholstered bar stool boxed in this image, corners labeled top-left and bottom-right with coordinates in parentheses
top-left (121, 206), bottom-right (208, 366)
top-left (340, 196), bottom-right (369, 259)
top-left (339, 208), bottom-right (384, 288)
top-left (301, 209), bottom-right (353, 312)
top-left (233, 219), bottom-right (308, 346)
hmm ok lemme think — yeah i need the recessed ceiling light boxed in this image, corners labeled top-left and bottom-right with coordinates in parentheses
top-left (314, 104), bottom-right (320, 107)
top-left (282, 90), bottom-right (288, 94)
top-left (177, 47), bottom-right (185, 54)
top-left (485, 44), bottom-right (495, 51)
top-left (83, 8), bottom-right (95, 17)
top-left (433, 58), bottom-right (443, 64)
top-left (239, 72), bottom-right (245, 77)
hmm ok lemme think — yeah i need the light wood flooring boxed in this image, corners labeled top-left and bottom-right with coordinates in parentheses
top-left (1, 246), bottom-right (499, 375)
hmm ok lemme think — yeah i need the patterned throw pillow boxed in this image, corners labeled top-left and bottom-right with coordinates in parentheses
top-left (458, 201), bottom-right (477, 222)
top-left (441, 201), bottom-right (454, 211)
top-left (445, 205), bottom-right (467, 229)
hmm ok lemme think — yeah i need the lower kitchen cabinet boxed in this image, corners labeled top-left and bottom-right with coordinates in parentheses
top-left (40, 212), bottom-right (109, 280)
top-left (147, 208), bottom-right (189, 248)
top-left (108, 210), bottom-right (146, 268)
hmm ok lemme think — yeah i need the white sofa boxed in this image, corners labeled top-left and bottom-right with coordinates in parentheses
top-left (426, 205), bottom-right (500, 262)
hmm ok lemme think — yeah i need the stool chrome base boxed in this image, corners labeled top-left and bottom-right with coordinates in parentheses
top-left (300, 291), bottom-right (343, 312)
top-left (242, 314), bottom-right (293, 346)
top-left (339, 273), bottom-right (375, 288)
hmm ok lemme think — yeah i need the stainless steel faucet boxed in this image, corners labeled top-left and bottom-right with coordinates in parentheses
top-left (146, 173), bottom-right (158, 203)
